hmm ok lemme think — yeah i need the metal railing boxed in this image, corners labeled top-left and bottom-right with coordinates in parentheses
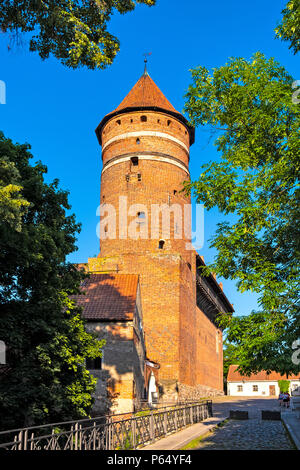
top-left (0, 400), bottom-right (212, 450)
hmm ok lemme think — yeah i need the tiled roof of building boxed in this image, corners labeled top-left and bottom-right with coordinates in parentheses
top-left (113, 72), bottom-right (177, 113)
top-left (95, 71), bottom-right (195, 146)
top-left (71, 274), bottom-right (139, 321)
top-left (227, 365), bottom-right (300, 382)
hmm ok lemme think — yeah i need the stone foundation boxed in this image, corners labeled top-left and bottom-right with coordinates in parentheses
top-left (155, 380), bottom-right (224, 404)
top-left (178, 382), bottom-right (224, 400)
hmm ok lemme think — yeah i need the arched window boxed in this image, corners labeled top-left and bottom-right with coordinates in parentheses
top-left (158, 240), bottom-right (165, 249)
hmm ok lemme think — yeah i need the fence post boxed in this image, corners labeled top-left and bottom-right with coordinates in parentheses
top-left (79, 424), bottom-right (83, 450)
top-left (17, 430), bottom-right (23, 451)
top-left (106, 418), bottom-right (111, 450)
top-left (174, 409), bottom-right (178, 432)
top-left (22, 429), bottom-right (28, 450)
top-left (70, 425), bottom-right (73, 450)
top-left (150, 411), bottom-right (154, 443)
top-left (209, 400), bottom-right (213, 417)
top-left (163, 410), bottom-right (167, 435)
top-left (190, 406), bottom-right (193, 425)
top-left (131, 418), bottom-right (136, 449)
top-left (92, 422), bottom-right (96, 450)
top-left (74, 422), bottom-right (78, 450)
top-left (111, 418), bottom-right (115, 450)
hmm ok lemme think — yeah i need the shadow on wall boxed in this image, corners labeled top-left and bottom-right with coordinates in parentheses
top-left (74, 273), bottom-right (146, 415)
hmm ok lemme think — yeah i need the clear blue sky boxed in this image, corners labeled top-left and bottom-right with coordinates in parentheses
top-left (0, 0), bottom-right (298, 317)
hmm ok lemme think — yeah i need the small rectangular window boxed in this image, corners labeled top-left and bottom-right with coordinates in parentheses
top-left (131, 157), bottom-right (139, 166)
top-left (253, 385), bottom-right (258, 392)
top-left (237, 385), bottom-right (243, 392)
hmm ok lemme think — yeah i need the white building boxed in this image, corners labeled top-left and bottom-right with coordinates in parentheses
top-left (227, 365), bottom-right (300, 397)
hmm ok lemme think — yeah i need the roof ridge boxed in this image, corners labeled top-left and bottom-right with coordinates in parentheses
top-left (113, 73), bottom-right (177, 113)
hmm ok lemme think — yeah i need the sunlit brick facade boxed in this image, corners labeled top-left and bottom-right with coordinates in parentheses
top-left (79, 69), bottom-right (234, 409)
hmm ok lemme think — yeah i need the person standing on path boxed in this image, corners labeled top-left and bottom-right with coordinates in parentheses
top-left (282, 392), bottom-right (290, 408)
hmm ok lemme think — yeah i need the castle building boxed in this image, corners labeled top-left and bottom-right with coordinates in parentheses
top-left (77, 67), bottom-right (234, 412)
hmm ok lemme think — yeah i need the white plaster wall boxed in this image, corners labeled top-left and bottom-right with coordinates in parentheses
top-left (228, 380), bottom-right (300, 396)
top-left (227, 381), bottom-right (279, 396)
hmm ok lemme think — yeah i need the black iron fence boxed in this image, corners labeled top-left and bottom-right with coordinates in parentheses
top-left (0, 400), bottom-right (212, 450)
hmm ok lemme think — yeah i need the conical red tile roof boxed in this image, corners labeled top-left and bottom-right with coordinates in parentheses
top-left (113, 72), bottom-right (177, 113)
top-left (95, 71), bottom-right (195, 146)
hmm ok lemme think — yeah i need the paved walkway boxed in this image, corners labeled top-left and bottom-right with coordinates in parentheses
top-left (141, 397), bottom-right (300, 450)
top-left (140, 415), bottom-right (228, 451)
top-left (192, 416), bottom-right (293, 450)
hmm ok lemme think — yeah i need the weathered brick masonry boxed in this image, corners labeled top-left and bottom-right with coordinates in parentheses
top-left (84, 69), bottom-right (233, 403)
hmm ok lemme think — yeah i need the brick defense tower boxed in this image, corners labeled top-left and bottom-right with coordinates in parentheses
top-left (86, 67), bottom-right (233, 402)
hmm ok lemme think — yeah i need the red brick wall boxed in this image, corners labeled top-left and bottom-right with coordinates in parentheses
top-left (89, 254), bottom-right (181, 386)
top-left (195, 306), bottom-right (224, 391)
top-left (100, 159), bottom-right (191, 257)
top-left (101, 111), bottom-right (190, 167)
top-left (88, 106), bottom-right (224, 400)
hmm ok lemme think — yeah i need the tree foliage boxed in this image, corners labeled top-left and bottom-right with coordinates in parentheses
top-left (275, 0), bottom-right (300, 55)
top-left (0, 132), bottom-right (104, 430)
top-left (0, 0), bottom-right (156, 69)
top-left (278, 379), bottom-right (290, 392)
top-left (184, 52), bottom-right (300, 375)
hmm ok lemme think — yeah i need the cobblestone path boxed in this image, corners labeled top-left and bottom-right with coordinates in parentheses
top-left (195, 418), bottom-right (295, 450)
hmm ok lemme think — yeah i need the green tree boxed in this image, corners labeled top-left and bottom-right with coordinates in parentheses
top-left (0, 0), bottom-right (155, 69)
top-left (0, 132), bottom-right (104, 430)
top-left (0, 155), bottom-right (30, 231)
top-left (223, 341), bottom-right (239, 379)
top-left (278, 379), bottom-right (290, 392)
top-left (275, 0), bottom-right (300, 55)
top-left (223, 341), bottom-right (240, 392)
top-left (184, 52), bottom-right (300, 376)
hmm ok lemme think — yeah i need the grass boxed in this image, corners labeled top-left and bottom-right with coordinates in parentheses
top-left (180, 419), bottom-right (229, 450)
